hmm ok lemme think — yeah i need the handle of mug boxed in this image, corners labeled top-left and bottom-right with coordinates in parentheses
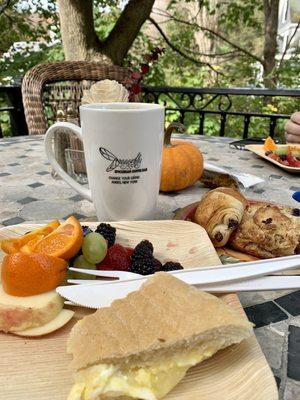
top-left (44, 122), bottom-right (92, 201)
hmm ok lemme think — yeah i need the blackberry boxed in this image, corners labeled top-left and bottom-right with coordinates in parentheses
top-left (292, 208), bottom-right (300, 217)
top-left (131, 240), bottom-right (154, 262)
top-left (153, 258), bottom-right (162, 271)
top-left (135, 240), bottom-right (154, 254)
top-left (95, 223), bottom-right (116, 247)
top-left (161, 261), bottom-right (184, 272)
top-left (82, 225), bottom-right (93, 236)
top-left (129, 258), bottom-right (156, 275)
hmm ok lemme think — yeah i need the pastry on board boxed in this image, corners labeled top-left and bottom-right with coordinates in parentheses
top-left (229, 203), bottom-right (300, 258)
top-left (67, 272), bottom-right (253, 400)
top-left (194, 187), bottom-right (248, 247)
top-left (201, 170), bottom-right (239, 189)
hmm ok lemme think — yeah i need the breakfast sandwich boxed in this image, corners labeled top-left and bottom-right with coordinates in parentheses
top-left (67, 272), bottom-right (253, 400)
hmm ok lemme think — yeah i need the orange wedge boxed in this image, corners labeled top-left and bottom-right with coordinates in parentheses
top-left (0, 220), bottom-right (60, 254)
top-left (33, 216), bottom-right (83, 260)
top-left (2, 252), bottom-right (67, 296)
top-left (19, 235), bottom-right (45, 254)
top-left (264, 136), bottom-right (277, 152)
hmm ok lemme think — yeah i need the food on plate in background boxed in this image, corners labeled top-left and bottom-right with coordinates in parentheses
top-left (194, 187), bottom-right (248, 247)
top-left (160, 123), bottom-right (204, 192)
top-left (1, 252), bottom-right (67, 296)
top-left (67, 273), bottom-right (253, 400)
top-left (263, 136), bottom-right (277, 152)
top-left (0, 220), bottom-right (60, 254)
top-left (229, 203), bottom-right (300, 258)
top-left (263, 137), bottom-right (300, 168)
top-left (217, 247), bottom-right (259, 263)
top-left (200, 169), bottom-right (239, 189)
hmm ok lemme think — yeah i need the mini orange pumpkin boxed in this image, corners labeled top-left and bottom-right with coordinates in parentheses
top-left (160, 123), bottom-right (204, 192)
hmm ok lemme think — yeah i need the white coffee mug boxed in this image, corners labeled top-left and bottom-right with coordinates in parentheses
top-left (44, 103), bottom-right (165, 221)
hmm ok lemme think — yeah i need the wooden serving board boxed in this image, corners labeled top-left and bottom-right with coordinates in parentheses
top-left (246, 144), bottom-right (300, 173)
top-left (0, 220), bottom-right (278, 400)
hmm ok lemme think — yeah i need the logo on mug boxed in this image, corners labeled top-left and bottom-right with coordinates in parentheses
top-left (99, 147), bottom-right (143, 173)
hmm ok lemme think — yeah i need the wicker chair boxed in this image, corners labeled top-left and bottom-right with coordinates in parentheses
top-left (21, 61), bottom-right (137, 135)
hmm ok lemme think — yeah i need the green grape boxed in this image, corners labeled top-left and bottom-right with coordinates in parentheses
top-left (70, 255), bottom-right (96, 280)
top-left (82, 232), bottom-right (107, 264)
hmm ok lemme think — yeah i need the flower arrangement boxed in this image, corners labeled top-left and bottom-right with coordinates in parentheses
top-left (81, 48), bottom-right (165, 104)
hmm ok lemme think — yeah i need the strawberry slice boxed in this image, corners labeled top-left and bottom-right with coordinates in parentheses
top-left (96, 244), bottom-right (131, 271)
top-left (287, 153), bottom-right (300, 167)
top-left (125, 247), bottom-right (134, 257)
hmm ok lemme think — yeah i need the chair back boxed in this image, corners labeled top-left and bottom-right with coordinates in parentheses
top-left (22, 61), bottom-right (136, 135)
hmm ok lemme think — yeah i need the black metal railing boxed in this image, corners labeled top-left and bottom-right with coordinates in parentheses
top-left (0, 85), bottom-right (27, 137)
top-left (142, 86), bottom-right (300, 139)
top-left (1, 84), bottom-right (300, 138)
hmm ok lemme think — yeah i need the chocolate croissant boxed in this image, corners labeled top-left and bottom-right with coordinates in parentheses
top-left (194, 187), bottom-right (248, 247)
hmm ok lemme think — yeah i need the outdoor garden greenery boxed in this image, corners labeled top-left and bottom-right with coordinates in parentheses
top-left (0, 0), bottom-right (299, 137)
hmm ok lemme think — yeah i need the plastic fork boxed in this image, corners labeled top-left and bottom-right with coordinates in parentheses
top-left (58, 255), bottom-right (300, 308)
top-left (68, 254), bottom-right (300, 286)
top-left (68, 267), bottom-right (141, 281)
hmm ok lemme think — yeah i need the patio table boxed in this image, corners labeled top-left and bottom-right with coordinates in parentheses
top-left (0, 134), bottom-right (300, 400)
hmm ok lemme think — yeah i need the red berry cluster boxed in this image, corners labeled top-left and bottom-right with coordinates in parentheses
top-left (123, 47), bottom-right (165, 100)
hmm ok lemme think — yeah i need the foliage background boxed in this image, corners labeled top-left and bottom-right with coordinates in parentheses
top-left (0, 0), bottom-right (299, 137)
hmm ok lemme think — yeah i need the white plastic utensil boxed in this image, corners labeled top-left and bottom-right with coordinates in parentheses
top-left (58, 255), bottom-right (300, 308)
top-left (69, 254), bottom-right (300, 284)
top-left (64, 274), bottom-right (300, 310)
top-left (67, 275), bottom-right (300, 291)
top-left (68, 267), bottom-right (141, 280)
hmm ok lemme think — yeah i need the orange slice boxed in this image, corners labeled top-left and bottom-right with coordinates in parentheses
top-left (0, 220), bottom-right (60, 254)
top-left (33, 216), bottom-right (83, 260)
top-left (264, 136), bottom-right (277, 152)
top-left (2, 252), bottom-right (67, 297)
top-left (19, 235), bottom-right (45, 254)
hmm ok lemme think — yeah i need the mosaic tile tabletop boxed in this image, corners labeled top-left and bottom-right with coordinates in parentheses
top-left (0, 134), bottom-right (300, 399)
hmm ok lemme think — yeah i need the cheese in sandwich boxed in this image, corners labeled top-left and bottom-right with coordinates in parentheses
top-left (67, 272), bottom-right (253, 400)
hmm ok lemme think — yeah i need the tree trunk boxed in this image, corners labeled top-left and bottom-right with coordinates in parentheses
top-left (193, 0), bottom-right (220, 61)
top-left (58, 0), bottom-right (155, 65)
top-left (103, 0), bottom-right (155, 65)
top-left (57, 0), bottom-right (110, 63)
top-left (263, 0), bottom-right (279, 88)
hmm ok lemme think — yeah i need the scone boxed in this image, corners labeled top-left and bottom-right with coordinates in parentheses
top-left (229, 203), bottom-right (300, 258)
top-left (194, 187), bottom-right (248, 247)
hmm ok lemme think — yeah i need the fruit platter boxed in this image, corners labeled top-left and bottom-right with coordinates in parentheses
top-left (0, 217), bottom-right (277, 400)
top-left (0, 217), bottom-right (190, 337)
top-left (246, 136), bottom-right (300, 173)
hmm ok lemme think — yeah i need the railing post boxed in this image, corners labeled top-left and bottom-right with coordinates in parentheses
top-left (220, 113), bottom-right (226, 137)
top-left (269, 117), bottom-right (277, 138)
top-left (5, 86), bottom-right (28, 136)
top-left (199, 112), bottom-right (205, 135)
top-left (243, 115), bottom-right (250, 139)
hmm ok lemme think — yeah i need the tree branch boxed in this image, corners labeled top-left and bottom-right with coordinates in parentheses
top-left (152, 9), bottom-right (264, 64)
top-left (148, 17), bottom-right (223, 74)
top-left (278, 19), bottom-right (300, 70)
top-left (0, 0), bottom-right (11, 15)
top-left (103, 0), bottom-right (155, 65)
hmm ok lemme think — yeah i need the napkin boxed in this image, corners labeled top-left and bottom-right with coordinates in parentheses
top-left (204, 162), bottom-right (264, 188)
